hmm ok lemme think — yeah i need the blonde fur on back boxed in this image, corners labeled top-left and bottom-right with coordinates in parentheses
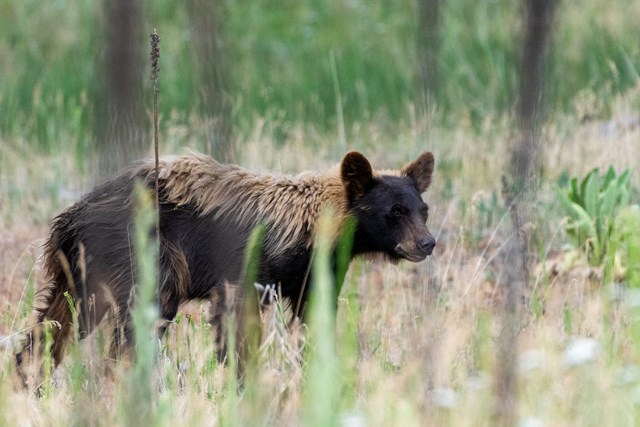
top-left (149, 152), bottom-right (349, 256)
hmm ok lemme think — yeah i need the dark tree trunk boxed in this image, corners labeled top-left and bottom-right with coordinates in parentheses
top-left (94, 0), bottom-right (147, 181)
top-left (188, 0), bottom-right (233, 162)
top-left (511, 0), bottom-right (558, 189)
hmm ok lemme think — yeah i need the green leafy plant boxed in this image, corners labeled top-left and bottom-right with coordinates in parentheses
top-left (555, 167), bottom-right (632, 266)
top-left (611, 206), bottom-right (640, 288)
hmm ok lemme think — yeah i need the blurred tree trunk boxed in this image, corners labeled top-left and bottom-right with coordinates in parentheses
top-left (416, 0), bottom-right (442, 113)
top-left (495, 0), bottom-right (557, 425)
top-left (512, 0), bottom-right (558, 187)
top-left (93, 0), bottom-right (147, 181)
top-left (188, 0), bottom-right (233, 162)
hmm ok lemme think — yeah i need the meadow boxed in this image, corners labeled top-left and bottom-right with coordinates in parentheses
top-left (1, 0), bottom-right (640, 425)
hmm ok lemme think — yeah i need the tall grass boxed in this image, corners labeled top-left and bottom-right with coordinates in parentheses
top-left (1, 96), bottom-right (640, 424)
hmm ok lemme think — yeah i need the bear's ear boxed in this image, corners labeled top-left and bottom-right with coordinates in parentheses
top-left (341, 151), bottom-right (374, 200)
top-left (401, 151), bottom-right (434, 193)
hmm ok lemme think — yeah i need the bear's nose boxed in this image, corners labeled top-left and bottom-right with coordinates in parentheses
top-left (418, 236), bottom-right (436, 255)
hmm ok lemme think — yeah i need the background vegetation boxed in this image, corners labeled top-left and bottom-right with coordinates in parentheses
top-left (1, 0), bottom-right (640, 425)
top-left (1, 0), bottom-right (639, 148)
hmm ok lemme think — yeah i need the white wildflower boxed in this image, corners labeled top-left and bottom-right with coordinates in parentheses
top-left (564, 337), bottom-right (598, 367)
top-left (432, 387), bottom-right (458, 409)
top-left (519, 349), bottom-right (547, 372)
top-left (340, 412), bottom-right (366, 427)
top-left (519, 416), bottom-right (545, 427)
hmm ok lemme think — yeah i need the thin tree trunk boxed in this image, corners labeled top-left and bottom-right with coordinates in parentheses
top-left (416, 0), bottom-right (442, 112)
top-left (188, 0), bottom-right (233, 162)
top-left (495, 0), bottom-right (557, 425)
top-left (94, 0), bottom-right (147, 181)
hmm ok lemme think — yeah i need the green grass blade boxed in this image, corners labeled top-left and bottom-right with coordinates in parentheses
top-left (119, 182), bottom-right (160, 425)
top-left (303, 211), bottom-right (340, 427)
top-left (334, 215), bottom-right (356, 298)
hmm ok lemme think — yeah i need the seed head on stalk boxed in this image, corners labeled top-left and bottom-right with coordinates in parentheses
top-left (150, 29), bottom-right (160, 93)
top-left (150, 29), bottom-right (160, 247)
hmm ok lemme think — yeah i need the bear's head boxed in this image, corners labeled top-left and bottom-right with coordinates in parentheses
top-left (341, 151), bottom-right (436, 262)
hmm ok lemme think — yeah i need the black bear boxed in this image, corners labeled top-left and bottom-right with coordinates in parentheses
top-left (17, 150), bottom-right (435, 375)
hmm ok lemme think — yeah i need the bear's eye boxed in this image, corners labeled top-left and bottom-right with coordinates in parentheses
top-left (420, 204), bottom-right (429, 218)
top-left (391, 205), bottom-right (405, 217)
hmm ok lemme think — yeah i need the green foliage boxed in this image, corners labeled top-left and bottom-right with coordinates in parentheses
top-left (120, 182), bottom-right (160, 425)
top-left (2, 0), bottom-right (640, 148)
top-left (612, 206), bottom-right (640, 288)
top-left (41, 320), bottom-right (54, 397)
top-left (556, 167), bottom-right (632, 267)
top-left (0, 1), bottom-right (97, 148)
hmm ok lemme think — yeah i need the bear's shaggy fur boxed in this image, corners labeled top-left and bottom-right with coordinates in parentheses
top-left (17, 150), bottom-right (436, 375)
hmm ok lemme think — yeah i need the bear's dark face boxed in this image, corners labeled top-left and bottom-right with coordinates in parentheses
top-left (341, 151), bottom-right (436, 262)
